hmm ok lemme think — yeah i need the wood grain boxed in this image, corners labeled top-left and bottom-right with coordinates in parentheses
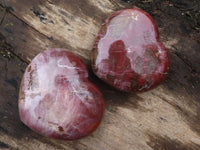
top-left (0, 0), bottom-right (200, 150)
top-left (0, 0), bottom-right (123, 62)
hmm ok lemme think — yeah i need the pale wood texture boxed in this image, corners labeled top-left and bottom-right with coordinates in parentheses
top-left (0, 0), bottom-right (200, 150)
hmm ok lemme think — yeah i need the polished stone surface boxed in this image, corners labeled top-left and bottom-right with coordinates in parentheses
top-left (19, 49), bottom-right (105, 140)
top-left (92, 8), bottom-right (170, 92)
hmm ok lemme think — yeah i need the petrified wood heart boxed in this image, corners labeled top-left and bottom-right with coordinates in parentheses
top-left (19, 49), bottom-right (105, 140)
top-left (91, 8), bottom-right (170, 92)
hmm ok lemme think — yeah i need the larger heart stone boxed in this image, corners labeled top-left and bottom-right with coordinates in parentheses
top-left (91, 8), bottom-right (170, 92)
top-left (19, 49), bottom-right (105, 140)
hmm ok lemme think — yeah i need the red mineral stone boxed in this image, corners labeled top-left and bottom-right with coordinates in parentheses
top-left (91, 8), bottom-right (170, 92)
top-left (19, 49), bottom-right (105, 140)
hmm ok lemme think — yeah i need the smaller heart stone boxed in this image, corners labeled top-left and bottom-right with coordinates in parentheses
top-left (91, 8), bottom-right (170, 92)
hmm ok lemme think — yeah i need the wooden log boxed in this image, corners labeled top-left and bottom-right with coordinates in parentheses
top-left (0, 0), bottom-right (200, 149)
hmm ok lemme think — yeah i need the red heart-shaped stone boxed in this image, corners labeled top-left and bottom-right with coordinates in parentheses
top-left (92, 8), bottom-right (170, 92)
top-left (19, 49), bottom-right (105, 140)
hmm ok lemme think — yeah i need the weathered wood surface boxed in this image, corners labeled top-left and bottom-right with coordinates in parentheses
top-left (0, 0), bottom-right (200, 149)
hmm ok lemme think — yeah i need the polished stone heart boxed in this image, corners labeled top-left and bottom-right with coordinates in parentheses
top-left (19, 49), bottom-right (105, 140)
top-left (91, 8), bottom-right (170, 92)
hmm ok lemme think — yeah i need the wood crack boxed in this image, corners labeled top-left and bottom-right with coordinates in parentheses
top-left (0, 33), bottom-right (29, 64)
top-left (0, 4), bottom-right (53, 40)
top-left (0, 7), bottom-right (6, 26)
top-left (0, 141), bottom-right (10, 149)
top-left (171, 45), bottom-right (199, 74)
